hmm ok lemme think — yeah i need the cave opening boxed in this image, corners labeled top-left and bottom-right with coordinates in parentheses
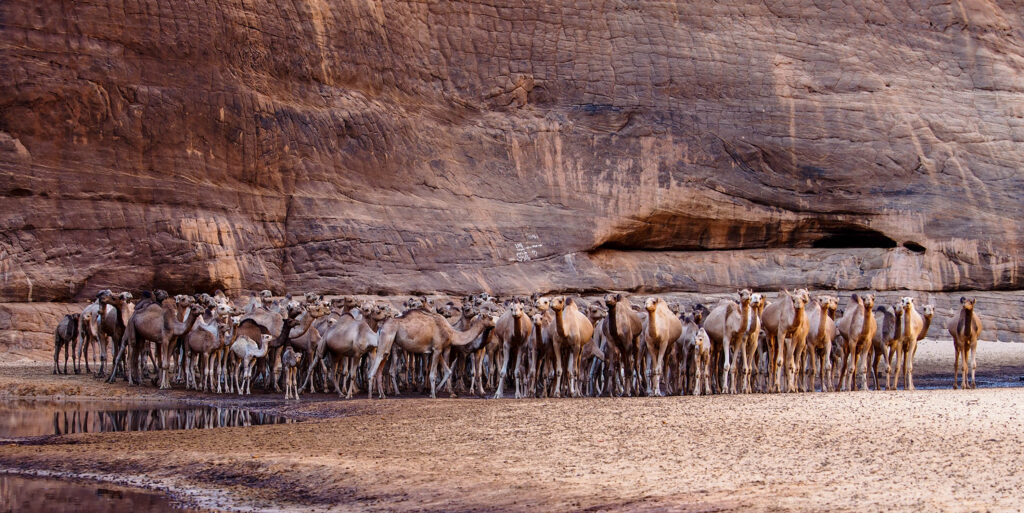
top-left (811, 227), bottom-right (897, 249)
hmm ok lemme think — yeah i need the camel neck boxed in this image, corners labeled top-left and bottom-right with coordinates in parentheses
top-left (920, 313), bottom-right (932, 339)
top-left (555, 307), bottom-right (568, 338)
top-left (453, 319), bottom-right (487, 347)
top-left (512, 312), bottom-right (523, 340)
top-left (607, 303), bottom-right (619, 337)
top-left (815, 304), bottom-right (827, 339)
top-left (960, 308), bottom-right (975, 339)
top-left (646, 306), bottom-right (660, 341)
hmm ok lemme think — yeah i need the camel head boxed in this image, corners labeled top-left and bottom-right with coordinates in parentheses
top-left (644, 297), bottom-right (660, 313)
top-left (509, 300), bottom-right (525, 319)
top-left (898, 296), bottom-right (915, 314)
top-left (306, 302), bottom-right (330, 318)
top-left (604, 293), bottom-right (623, 308)
top-left (750, 293), bottom-right (765, 309)
top-left (535, 297), bottom-right (551, 312)
top-left (667, 302), bottom-right (681, 315)
top-left (95, 289), bottom-right (113, 304)
top-left (587, 302), bottom-right (607, 320)
top-left (214, 303), bottom-right (233, 319)
top-left (174, 294), bottom-right (194, 307)
top-left (404, 297), bottom-right (423, 310)
top-left (923, 304), bottom-right (935, 317)
top-left (259, 290), bottom-right (273, 300)
top-left (960, 297), bottom-right (977, 311)
top-left (862, 294), bottom-right (876, 310)
top-left (738, 288), bottom-right (752, 305)
top-left (531, 313), bottom-right (543, 327)
top-left (549, 296), bottom-right (566, 312)
top-left (695, 327), bottom-right (710, 350)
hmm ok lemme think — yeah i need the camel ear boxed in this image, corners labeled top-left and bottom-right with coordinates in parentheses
top-left (960, 297), bottom-right (966, 304)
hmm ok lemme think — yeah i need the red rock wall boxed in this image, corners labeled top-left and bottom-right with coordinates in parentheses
top-left (2, 1), bottom-right (1023, 306)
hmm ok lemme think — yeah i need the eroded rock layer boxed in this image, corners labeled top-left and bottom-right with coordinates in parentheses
top-left (2, 1), bottom-right (1023, 311)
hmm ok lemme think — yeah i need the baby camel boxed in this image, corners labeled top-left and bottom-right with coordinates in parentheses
top-left (282, 346), bottom-right (302, 400)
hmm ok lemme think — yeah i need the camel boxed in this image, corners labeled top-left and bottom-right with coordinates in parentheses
top-left (761, 290), bottom-right (809, 393)
top-left (603, 293), bottom-right (645, 396)
top-left (77, 293), bottom-right (106, 374)
top-left (739, 295), bottom-right (765, 393)
top-left (183, 303), bottom-right (232, 391)
top-left (837, 294), bottom-right (877, 391)
top-left (642, 298), bottom-right (682, 396)
top-left (114, 295), bottom-right (203, 388)
top-left (549, 296), bottom-right (595, 398)
top-left (53, 313), bottom-right (80, 375)
top-left (804, 296), bottom-right (837, 392)
top-left (308, 312), bottom-right (380, 398)
top-left (673, 306), bottom-right (705, 396)
top-left (948, 297), bottom-right (982, 389)
top-left (692, 328), bottom-right (712, 396)
top-left (869, 304), bottom-right (901, 390)
top-left (282, 345), bottom-right (302, 400)
top-left (703, 290), bottom-right (755, 394)
top-left (96, 291), bottom-right (133, 378)
top-left (367, 310), bottom-right (496, 398)
top-left (493, 299), bottom-right (534, 399)
top-left (891, 297), bottom-right (928, 390)
top-left (232, 334), bottom-right (272, 395)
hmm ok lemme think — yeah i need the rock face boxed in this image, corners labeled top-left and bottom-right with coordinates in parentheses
top-left (2, 2), bottom-right (1023, 309)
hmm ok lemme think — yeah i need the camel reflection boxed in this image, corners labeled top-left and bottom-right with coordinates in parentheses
top-left (48, 407), bottom-right (291, 435)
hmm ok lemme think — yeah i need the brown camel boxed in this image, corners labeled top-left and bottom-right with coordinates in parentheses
top-left (739, 295), bottom-right (765, 393)
top-left (549, 296), bottom-right (595, 398)
top-left (692, 328), bottom-right (712, 396)
top-left (118, 297), bottom-right (203, 388)
top-left (761, 290), bottom-right (809, 393)
top-left (948, 297), bottom-right (982, 389)
top-left (870, 304), bottom-right (902, 390)
top-left (53, 313), bottom-right (80, 375)
top-left (308, 312), bottom-right (380, 398)
top-left (892, 297), bottom-right (928, 390)
top-left (642, 298), bottom-right (682, 396)
top-left (96, 291), bottom-right (133, 378)
top-left (704, 290), bottom-right (755, 394)
top-left (804, 296), bottom-right (837, 392)
top-left (837, 293), bottom-right (877, 391)
top-left (367, 310), bottom-right (496, 398)
top-left (183, 304), bottom-right (232, 392)
top-left (493, 299), bottom-right (534, 399)
top-left (674, 306), bottom-right (706, 396)
top-left (603, 293), bottom-right (645, 396)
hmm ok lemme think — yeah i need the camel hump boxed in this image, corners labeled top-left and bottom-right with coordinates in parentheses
top-left (850, 293), bottom-right (860, 303)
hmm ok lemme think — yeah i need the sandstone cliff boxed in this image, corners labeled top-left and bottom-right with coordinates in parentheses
top-left (2, 1), bottom-right (1023, 311)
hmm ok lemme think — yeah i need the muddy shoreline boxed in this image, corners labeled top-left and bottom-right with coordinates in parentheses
top-left (2, 340), bottom-right (1023, 512)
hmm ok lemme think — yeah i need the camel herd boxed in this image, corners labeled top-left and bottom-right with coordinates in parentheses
top-left (51, 288), bottom-right (984, 399)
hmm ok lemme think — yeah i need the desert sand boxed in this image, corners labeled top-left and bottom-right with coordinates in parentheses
top-left (0, 339), bottom-right (1021, 512)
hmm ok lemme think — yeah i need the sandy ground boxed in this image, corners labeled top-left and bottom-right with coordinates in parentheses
top-left (0, 339), bottom-right (1022, 512)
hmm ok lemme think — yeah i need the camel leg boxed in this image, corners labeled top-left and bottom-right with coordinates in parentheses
top-left (513, 347), bottom-right (525, 399)
top-left (494, 342), bottom-right (511, 399)
top-left (953, 345), bottom-right (961, 389)
top-left (552, 341), bottom-right (563, 398)
top-left (968, 343), bottom-right (977, 389)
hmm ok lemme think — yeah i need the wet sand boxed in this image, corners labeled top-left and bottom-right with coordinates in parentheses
top-left (0, 339), bottom-right (1022, 512)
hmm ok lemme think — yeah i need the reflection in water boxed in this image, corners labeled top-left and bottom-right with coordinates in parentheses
top-left (0, 401), bottom-right (295, 439)
top-left (0, 473), bottom-right (206, 512)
